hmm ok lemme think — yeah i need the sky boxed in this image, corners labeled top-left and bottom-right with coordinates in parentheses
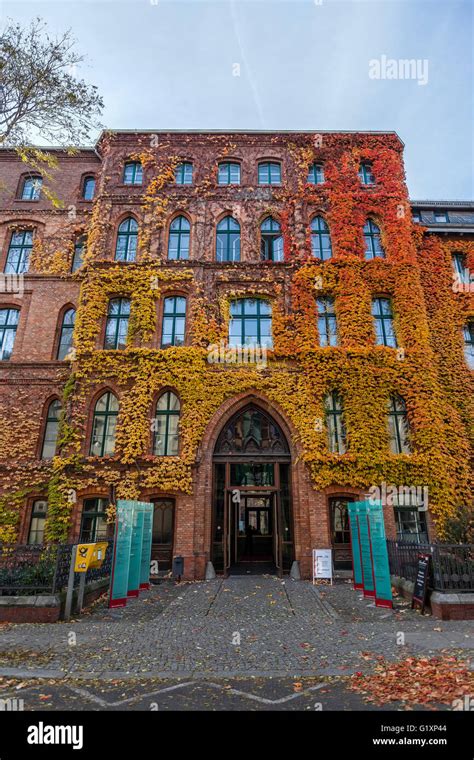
top-left (2, 0), bottom-right (473, 199)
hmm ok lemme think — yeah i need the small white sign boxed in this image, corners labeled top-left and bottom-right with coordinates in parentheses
top-left (312, 549), bottom-right (333, 584)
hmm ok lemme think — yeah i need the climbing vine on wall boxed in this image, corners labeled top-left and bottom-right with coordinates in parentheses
top-left (0, 132), bottom-right (472, 543)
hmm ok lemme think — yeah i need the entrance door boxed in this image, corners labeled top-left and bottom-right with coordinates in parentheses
top-left (224, 492), bottom-right (281, 574)
top-left (238, 495), bottom-right (273, 563)
top-left (212, 405), bottom-right (294, 574)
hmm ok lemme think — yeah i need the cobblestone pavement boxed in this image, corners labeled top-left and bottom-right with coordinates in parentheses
top-left (0, 577), bottom-right (472, 682)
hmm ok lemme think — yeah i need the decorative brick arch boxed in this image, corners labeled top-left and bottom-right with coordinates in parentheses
top-left (192, 391), bottom-right (319, 578)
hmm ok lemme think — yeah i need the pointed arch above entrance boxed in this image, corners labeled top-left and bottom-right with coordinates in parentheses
top-left (214, 405), bottom-right (290, 458)
top-left (211, 404), bottom-right (294, 576)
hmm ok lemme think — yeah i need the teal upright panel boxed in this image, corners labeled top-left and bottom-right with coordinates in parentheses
top-left (357, 501), bottom-right (375, 597)
top-left (348, 502), bottom-right (363, 589)
top-left (367, 501), bottom-right (393, 608)
top-left (127, 502), bottom-right (145, 597)
top-left (109, 500), bottom-right (134, 608)
top-left (140, 502), bottom-right (154, 590)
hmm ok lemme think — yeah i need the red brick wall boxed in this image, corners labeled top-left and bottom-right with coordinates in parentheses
top-left (0, 132), bottom-right (470, 581)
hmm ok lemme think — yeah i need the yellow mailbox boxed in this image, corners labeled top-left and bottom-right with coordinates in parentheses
top-left (89, 542), bottom-right (108, 569)
top-left (74, 543), bottom-right (96, 573)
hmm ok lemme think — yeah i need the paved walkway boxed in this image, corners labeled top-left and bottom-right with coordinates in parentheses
top-left (0, 577), bottom-right (472, 680)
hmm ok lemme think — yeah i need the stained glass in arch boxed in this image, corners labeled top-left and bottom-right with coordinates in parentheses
top-left (214, 406), bottom-right (290, 457)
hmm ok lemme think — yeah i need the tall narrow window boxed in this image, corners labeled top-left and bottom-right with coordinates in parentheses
top-left (260, 217), bottom-right (283, 262)
top-left (324, 392), bottom-right (346, 453)
top-left (104, 298), bottom-right (130, 350)
top-left (5, 230), bottom-right (33, 273)
top-left (82, 176), bottom-right (95, 200)
top-left (90, 392), bottom-right (119, 457)
top-left (153, 391), bottom-right (180, 455)
top-left (21, 176), bottom-right (42, 200)
top-left (364, 219), bottom-right (385, 259)
top-left (317, 296), bottom-right (338, 346)
top-left (41, 399), bottom-right (61, 459)
top-left (72, 235), bottom-right (86, 272)
top-left (0, 308), bottom-right (19, 360)
top-left (168, 216), bottom-right (190, 260)
top-left (123, 161), bottom-right (143, 185)
top-left (80, 498), bottom-right (108, 542)
top-left (57, 308), bottom-right (76, 360)
top-left (387, 395), bottom-right (411, 454)
top-left (464, 322), bottom-right (474, 369)
top-left (229, 299), bottom-right (273, 349)
top-left (372, 297), bottom-right (397, 347)
top-left (218, 162), bottom-right (241, 185)
top-left (258, 162), bottom-right (281, 185)
top-left (151, 499), bottom-right (175, 569)
top-left (311, 216), bottom-right (332, 260)
top-left (359, 162), bottom-right (375, 185)
top-left (216, 216), bottom-right (240, 262)
top-left (175, 162), bottom-right (193, 185)
top-left (115, 217), bottom-right (138, 262)
top-left (161, 296), bottom-right (186, 347)
top-left (307, 163), bottom-right (324, 184)
top-left (452, 253), bottom-right (468, 284)
top-left (28, 500), bottom-right (48, 544)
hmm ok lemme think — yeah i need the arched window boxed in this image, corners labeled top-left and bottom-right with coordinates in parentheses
top-left (175, 162), bottom-right (193, 185)
top-left (161, 296), bottom-right (186, 347)
top-left (0, 308), bottom-right (19, 360)
top-left (317, 296), bottom-right (338, 346)
top-left (168, 216), bottom-right (190, 260)
top-left (123, 161), bottom-right (143, 185)
top-left (387, 395), bottom-right (411, 454)
top-left (311, 216), bottom-right (332, 260)
top-left (72, 234), bottom-right (86, 272)
top-left (258, 162), bottom-right (281, 185)
top-left (216, 216), bottom-right (240, 262)
top-left (115, 217), bottom-right (138, 262)
top-left (307, 163), bottom-right (324, 184)
top-left (153, 392), bottom-right (180, 455)
top-left (372, 297), bottom-right (397, 347)
top-left (82, 176), bottom-right (95, 200)
top-left (41, 399), bottom-right (61, 459)
top-left (90, 392), bottom-right (119, 457)
top-left (104, 298), bottom-right (130, 350)
top-left (324, 392), bottom-right (346, 453)
top-left (229, 298), bottom-right (273, 349)
top-left (21, 176), bottom-right (42, 200)
top-left (364, 219), bottom-right (385, 259)
top-left (57, 308), bottom-right (76, 360)
top-left (464, 322), bottom-right (474, 369)
top-left (5, 230), bottom-right (33, 273)
top-left (260, 217), bottom-right (283, 262)
top-left (218, 162), bottom-right (241, 185)
top-left (359, 162), bottom-right (375, 185)
top-left (28, 500), bottom-right (48, 545)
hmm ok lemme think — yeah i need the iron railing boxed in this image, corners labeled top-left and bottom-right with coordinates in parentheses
top-left (387, 540), bottom-right (474, 592)
top-left (0, 540), bottom-right (114, 596)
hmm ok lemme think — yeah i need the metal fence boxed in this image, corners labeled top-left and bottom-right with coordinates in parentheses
top-left (387, 540), bottom-right (474, 592)
top-left (0, 540), bottom-right (114, 596)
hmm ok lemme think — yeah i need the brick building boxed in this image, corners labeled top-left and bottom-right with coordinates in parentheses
top-left (0, 131), bottom-right (472, 580)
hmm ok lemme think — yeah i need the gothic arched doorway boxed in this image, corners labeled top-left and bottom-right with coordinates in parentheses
top-left (211, 405), bottom-right (294, 576)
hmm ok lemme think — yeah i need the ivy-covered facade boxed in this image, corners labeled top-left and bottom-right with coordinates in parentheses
top-left (0, 131), bottom-right (472, 579)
